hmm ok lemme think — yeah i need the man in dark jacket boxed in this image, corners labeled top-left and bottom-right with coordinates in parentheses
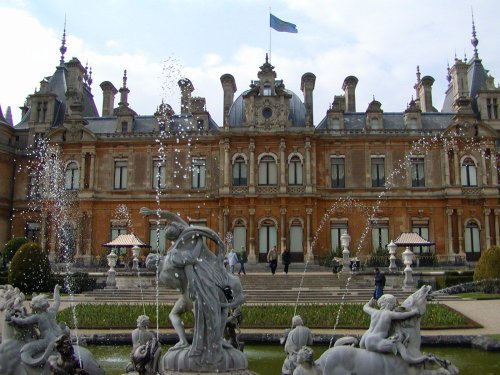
top-left (373, 267), bottom-right (386, 300)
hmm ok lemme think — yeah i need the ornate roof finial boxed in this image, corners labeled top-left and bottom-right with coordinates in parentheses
top-left (471, 9), bottom-right (479, 59)
top-left (416, 65), bottom-right (421, 82)
top-left (446, 62), bottom-right (451, 84)
top-left (84, 61), bottom-right (89, 83)
top-left (265, 53), bottom-right (269, 64)
top-left (122, 69), bottom-right (128, 88)
top-left (88, 66), bottom-right (93, 87)
top-left (59, 16), bottom-right (67, 65)
top-left (464, 51), bottom-right (467, 64)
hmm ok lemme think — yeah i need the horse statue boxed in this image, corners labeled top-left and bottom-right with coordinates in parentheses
top-left (316, 285), bottom-right (459, 375)
top-left (0, 285), bottom-right (104, 375)
top-left (140, 207), bottom-right (249, 373)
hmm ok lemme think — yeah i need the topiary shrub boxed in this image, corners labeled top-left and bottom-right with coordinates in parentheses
top-left (2, 237), bottom-right (29, 267)
top-left (474, 246), bottom-right (500, 281)
top-left (8, 242), bottom-right (53, 294)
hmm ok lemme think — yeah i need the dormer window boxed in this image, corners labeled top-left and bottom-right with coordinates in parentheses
top-left (197, 119), bottom-right (204, 130)
top-left (121, 121), bottom-right (128, 132)
top-left (263, 84), bottom-right (272, 96)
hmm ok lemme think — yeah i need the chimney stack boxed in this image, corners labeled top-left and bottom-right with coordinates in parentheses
top-left (220, 74), bottom-right (237, 127)
top-left (178, 78), bottom-right (194, 115)
top-left (342, 76), bottom-right (358, 112)
top-left (100, 81), bottom-right (118, 116)
top-left (301, 73), bottom-right (316, 127)
top-left (416, 76), bottom-right (437, 112)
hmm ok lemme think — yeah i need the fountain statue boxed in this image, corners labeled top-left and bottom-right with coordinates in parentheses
top-left (280, 315), bottom-right (314, 375)
top-left (316, 285), bottom-right (459, 375)
top-left (0, 284), bottom-right (104, 375)
top-left (126, 315), bottom-right (161, 375)
top-left (140, 207), bottom-right (252, 374)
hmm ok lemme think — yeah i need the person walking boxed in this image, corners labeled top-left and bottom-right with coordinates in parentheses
top-left (227, 248), bottom-right (239, 274)
top-left (281, 247), bottom-right (291, 275)
top-left (373, 267), bottom-right (386, 300)
top-left (237, 246), bottom-right (247, 275)
top-left (267, 246), bottom-right (278, 275)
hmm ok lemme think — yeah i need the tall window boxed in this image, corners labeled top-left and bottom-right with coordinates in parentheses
top-left (289, 220), bottom-right (303, 254)
top-left (263, 84), bottom-right (272, 96)
top-left (411, 157), bottom-right (425, 187)
top-left (371, 157), bottom-right (385, 187)
top-left (412, 223), bottom-right (430, 254)
top-left (258, 155), bottom-right (277, 185)
top-left (64, 161), bottom-right (80, 190)
top-left (149, 224), bottom-right (167, 253)
top-left (259, 219), bottom-right (277, 257)
top-left (28, 173), bottom-right (41, 199)
top-left (111, 226), bottom-right (128, 256)
top-left (153, 160), bottom-right (166, 189)
top-left (233, 220), bottom-right (247, 253)
top-left (25, 222), bottom-right (40, 242)
top-left (486, 98), bottom-right (498, 119)
top-left (331, 157), bottom-right (345, 188)
top-left (330, 222), bottom-right (348, 253)
top-left (192, 158), bottom-right (206, 188)
top-left (464, 220), bottom-right (481, 254)
top-left (371, 222), bottom-right (388, 252)
top-left (114, 160), bottom-right (128, 189)
top-left (461, 157), bottom-right (477, 186)
top-left (232, 156), bottom-right (247, 186)
top-left (288, 155), bottom-right (303, 185)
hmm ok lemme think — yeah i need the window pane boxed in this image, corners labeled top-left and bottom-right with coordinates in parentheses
top-left (258, 163), bottom-right (267, 184)
top-left (269, 162), bottom-right (277, 184)
top-left (259, 227), bottom-right (268, 253)
top-left (290, 226), bottom-right (303, 253)
top-left (233, 226), bottom-right (246, 252)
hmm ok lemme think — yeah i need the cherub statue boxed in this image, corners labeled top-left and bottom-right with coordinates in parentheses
top-left (8, 285), bottom-right (70, 367)
top-left (281, 315), bottom-right (314, 375)
top-left (293, 346), bottom-right (322, 375)
top-left (47, 334), bottom-right (89, 374)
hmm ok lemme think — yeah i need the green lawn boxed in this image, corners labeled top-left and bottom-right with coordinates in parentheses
top-left (58, 302), bottom-right (478, 330)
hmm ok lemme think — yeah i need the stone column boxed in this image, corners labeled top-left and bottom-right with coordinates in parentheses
top-left (80, 152), bottom-right (86, 189)
top-left (280, 138), bottom-right (286, 193)
top-left (76, 213), bottom-right (82, 256)
top-left (483, 208), bottom-right (491, 249)
top-left (446, 209), bottom-right (454, 256)
top-left (305, 138), bottom-right (312, 193)
top-left (495, 209), bottom-right (500, 246)
top-left (280, 207), bottom-right (287, 256)
top-left (223, 207), bottom-right (229, 247)
top-left (305, 208), bottom-right (314, 261)
top-left (248, 208), bottom-right (256, 263)
top-left (457, 209), bottom-right (464, 254)
top-left (453, 147), bottom-right (460, 185)
top-left (84, 211), bottom-right (93, 265)
top-left (481, 147), bottom-right (488, 185)
top-left (223, 139), bottom-right (230, 191)
top-left (443, 149), bottom-right (450, 185)
top-left (249, 139), bottom-right (255, 194)
top-left (89, 152), bottom-right (96, 189)
top-left (41, 212), bottom-right (48, 252)
top-left (491, 153), bottom-right (498, 185)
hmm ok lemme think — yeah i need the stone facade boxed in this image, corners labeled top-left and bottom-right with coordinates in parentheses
top-left (0, 25), bottom-right (499, 265)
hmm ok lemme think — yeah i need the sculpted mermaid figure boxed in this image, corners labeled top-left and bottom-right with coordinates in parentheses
top-left (317, 285), bottom-right (459, 375)
top-left (140, 207), bottom-right (247, 373)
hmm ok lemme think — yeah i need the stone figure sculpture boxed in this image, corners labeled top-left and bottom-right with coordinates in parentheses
top-left (47, 334), bottom-right (89, 374)
top-left (140, 207), bottom-right (250, 373)
top-left (316, 285), bottom-right (459, 375)
top-left (125, 315), bottom-right (161, 375)
top-left (281, 315), bottom-right (314, 375)
top-left (0, 284), bottom-right (104, 375)
top-left (292, 346), bottom-right (322, 375)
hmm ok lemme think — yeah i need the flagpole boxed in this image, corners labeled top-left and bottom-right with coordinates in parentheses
top-left (269, 7), bottom-right (272, 63)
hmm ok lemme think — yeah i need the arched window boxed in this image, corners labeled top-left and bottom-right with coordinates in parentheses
top-left (64, 162), bottom-right (79, 190)
top-left (258, 155), bottom-right (277, 185)
top-left (288, 155), bottom-right (303, 185)
top-left (461, 157), bottom-right (477, 186)
top-left (464, 220), bottom-right (481, 255)
top-left (232, 156), bottom-right (247, 186)
top-left (233, 219), bottom-right (247, 253)
top-left (259, 219), bottom-right (277, 261)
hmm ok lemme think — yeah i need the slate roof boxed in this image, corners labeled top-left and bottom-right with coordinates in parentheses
top-left (228, 89), bottom-right (306, 127)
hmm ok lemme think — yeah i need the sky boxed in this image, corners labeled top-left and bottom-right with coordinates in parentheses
top-left (1, 0), bottom-right (499, 126)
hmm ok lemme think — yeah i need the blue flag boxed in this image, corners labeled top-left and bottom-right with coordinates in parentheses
top-left (270, 13), bottom-right (298, 33)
